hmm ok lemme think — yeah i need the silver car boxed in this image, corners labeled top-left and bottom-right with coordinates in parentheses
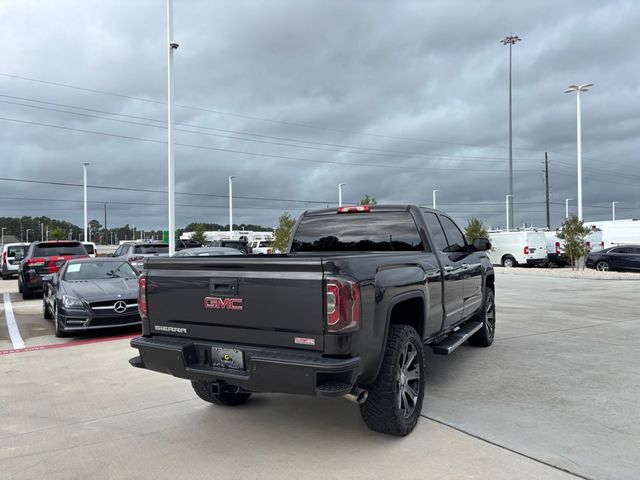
top-left (112, 242), bottom-right (170, 270)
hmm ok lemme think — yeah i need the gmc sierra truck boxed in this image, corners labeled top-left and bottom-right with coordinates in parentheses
top-left (130, 205), bottom-right (494, 436)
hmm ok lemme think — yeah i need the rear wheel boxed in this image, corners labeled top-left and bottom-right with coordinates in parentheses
top-left (22, 282), bottom-right (34, 300)
top-left (596, 261), bottom-right (611, 272)
top-left (191, 381), bottom-right (252, 406)
top-left (502, 255), bottom-right (517, 268)
top-left (359, 324), bottom-right (425, 437)
top-left (468, 289), bottom-right (495, 347)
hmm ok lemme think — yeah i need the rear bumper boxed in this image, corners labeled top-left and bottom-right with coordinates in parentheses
top-left (547, 253), bottom-right (568, 265)
top-left (526, 258), bottom-right (548, 266)
top-left (129, 336), bottom-right (361, 397)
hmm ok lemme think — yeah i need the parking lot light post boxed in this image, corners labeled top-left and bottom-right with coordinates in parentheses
top-left (1, 227), bottom-right (6, 246)
top-left (132, 225), bottom-right (135, 242)
top-left (83, 162), bottom-right (90, 244)
top-left (564, 83), bottom-right (593, 221)
top-left (432, 189), bottom-right (439, 209)
top-left (506, 194), bottom-right (512, 232)
top-left (229, 176), bottom-right (235, 233)
top-left (612, 201), bottom-right (619, 221)
top-left (338, 183), bottom-right (346, 206)
top-left (26, 229), bottom-right (32, 243)
top-left (167, 0), bottom-right (178, 256)
top-left (565, 198), bottom-right (572, 219)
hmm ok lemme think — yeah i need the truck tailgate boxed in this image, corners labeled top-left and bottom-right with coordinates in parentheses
top-left (145, 256), bottom-right (325, 351)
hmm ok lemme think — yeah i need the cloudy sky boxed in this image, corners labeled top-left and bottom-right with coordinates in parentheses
top-left (1, 0), bottom-right (639, 232)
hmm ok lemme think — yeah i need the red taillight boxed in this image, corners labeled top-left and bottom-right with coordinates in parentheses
top-left (555, 242), bottom-right (561, 255)
top-left (600, 241), bottom-right (604, 248)
top-left (523, 246), bottom-right (529, 255)
top-left (337, 205), bottom-right (370, 214)
top-left (26, 257), bottom-right (45, 267)
top-left (325, 276), bottom-right (360, 332)
top-left (138, 276), bottom-right (148, 317)
top-left (2, 251), bottom-right (6, 265)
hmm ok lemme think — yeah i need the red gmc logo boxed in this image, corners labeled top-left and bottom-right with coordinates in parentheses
top-left (204, 297), bottom-right (243, 311)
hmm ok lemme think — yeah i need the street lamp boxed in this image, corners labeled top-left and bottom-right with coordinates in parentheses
top-left (612, 201), bottom-right (619, 221)
top-left (229, 176), bottom-right (235, 233)
top-left (564, 83), bottom-right (594, 221)
top-left (505, 195), bottom-right (512, 231)
top-left (501, 34), bottom-right (521, 228)
top-left (166, 0), bottom-right (179, 256)
top-left (132, 225), bottom-right (136, 241)
top-left (83, 162), bottom-right (90, 244)
top-left (26, 229), bottom-right (32, 243)
top-left (338, 183), bottom-right (346, 207)
top-left (1, 227), bottom-right (6, 246)
top-left (565, 198), bottom-right (572, 219)
top-left (432, 190), bottom-right (439, 209)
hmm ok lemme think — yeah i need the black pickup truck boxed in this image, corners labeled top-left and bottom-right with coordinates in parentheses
top-left (130, 205), bottom-right (494, 436)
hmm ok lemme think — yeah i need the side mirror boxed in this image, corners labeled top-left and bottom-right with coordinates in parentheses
top-left (472, 238), bottom-right (492, 251)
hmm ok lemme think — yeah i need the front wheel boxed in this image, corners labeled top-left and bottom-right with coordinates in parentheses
top-left (595, 261), bottom-right (611, 272)
top-left (53, 305), bottom-right (66, 337)
top-left (191, 381), bottom-right (252, 406)
top-left (468, 289), bottom-right (495, 347)
top-left (359, 324), bottom-right (425, 437)
top-left (43, 298), bottom-right (52, 319)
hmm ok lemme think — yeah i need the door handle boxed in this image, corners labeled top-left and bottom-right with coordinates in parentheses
top-left (444, 265), bottom-right (454, 272)
top-left (462, 263), bottom-right (469, 269)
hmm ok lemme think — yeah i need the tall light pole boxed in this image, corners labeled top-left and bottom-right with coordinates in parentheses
top-left (229, 176), bottom-right (235, 233)
top-left (26, 229), bottom-right (32, 243)
top-left (338, 183), bottom-right (346, 206)
top-left (501, 34), bottom-right (521, 229)
top-left (167, 0), bottom-right (179, 255)
top-left (565, 198), bottom-right (572, 219)
top-left (505, 195), bottom-right (512, 231)
top-left (564, 83), bottom-right (593, 221)
top-left (132, 225), bottom-right (136, 242)
top-left (83, 162), bottom-right (90, 244)
top-left (432, 189), bottom-right (439, 209)
top-left (612, 201), bottom-right (619, 221)
top-left (1, 227), bottom-right (6, 246)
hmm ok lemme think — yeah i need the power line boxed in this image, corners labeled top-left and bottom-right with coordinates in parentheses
top-left (0, 115), bottom-right (545, 174)
top-left (0, 96), bottom-right (543, 165)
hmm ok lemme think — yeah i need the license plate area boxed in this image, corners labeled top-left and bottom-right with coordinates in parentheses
top-left (211, 347), bottom-right (244, 370)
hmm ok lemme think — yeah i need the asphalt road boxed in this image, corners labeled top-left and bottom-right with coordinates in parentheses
top-left (1, 273), bottom-right (639, 479)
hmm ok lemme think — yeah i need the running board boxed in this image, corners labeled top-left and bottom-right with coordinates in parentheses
top-left (431, 321), bottom-right (483, 355)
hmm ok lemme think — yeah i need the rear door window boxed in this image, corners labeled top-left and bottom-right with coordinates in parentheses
top-left (422, 212), bottom-right (448, 252)
top-left (7, 246), bottom-right (26, 258)
top-left (291, 211), bottom-right (424, 252)
top-left (439, 216), bottom-right (467, 253)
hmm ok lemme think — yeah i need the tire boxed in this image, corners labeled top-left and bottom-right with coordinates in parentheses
top-left (43, 298), bottom-right (52, 319)
top-left (502, 255), bottom-right (517, 268)
top-left (1, 273), bottom-right (8, 280)
top-left (468, 288), bottom-right (496, 347)
top-left (359, 324), bottom-right (425, 437)
top-left (53, 305), bottom-right (66, 337)
top-left (22, 282), bottom-right (34, 300)
top-left (191, 381), bottom-right (251, 406)
top-left (595, 261), bottom-right (611, 272)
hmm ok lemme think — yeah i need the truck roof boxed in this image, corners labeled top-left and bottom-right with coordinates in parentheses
top-left (302, 204), bottom-right (440, 216)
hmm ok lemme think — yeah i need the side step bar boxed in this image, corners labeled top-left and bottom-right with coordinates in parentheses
top-left (431, 321), bottom-right (483, 355)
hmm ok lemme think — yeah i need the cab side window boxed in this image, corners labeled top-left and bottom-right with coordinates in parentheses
top-left (422, 212), bottom-right (448, 252)
top-left (439, 216), bottom-right (467, 253)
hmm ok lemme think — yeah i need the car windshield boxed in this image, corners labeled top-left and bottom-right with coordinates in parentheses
top-left (63, 261), bottom-right (137, 281)
top-left (134, 245), bottom-right (169, 254)
top-left (33, 242), bottom-right (87, 257)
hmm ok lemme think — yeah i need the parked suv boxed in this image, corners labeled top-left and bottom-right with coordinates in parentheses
top-left (1, 243), bottom-right (29, 280)
top-left (113, 242), bottom-right (170, 270)
top-left (18, 241), bottom-right (88, 299)
top-left (176, 239), bottom-right (203, 251)
top-left (208, 239), bottom-right (251, 254)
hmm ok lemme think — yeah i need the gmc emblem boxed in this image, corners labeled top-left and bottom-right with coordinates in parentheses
top-left (204, 297), bottom-right (243, 311)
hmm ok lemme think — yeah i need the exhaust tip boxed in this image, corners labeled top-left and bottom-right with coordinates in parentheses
top-left (344, 387), bottom-right (368, 405)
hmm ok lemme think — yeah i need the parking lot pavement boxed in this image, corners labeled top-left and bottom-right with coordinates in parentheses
top-left (1, 273), bottom-right (638, 479)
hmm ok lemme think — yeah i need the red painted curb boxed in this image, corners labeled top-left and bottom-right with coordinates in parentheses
top-left (0, 333), bottom-right (138, 356)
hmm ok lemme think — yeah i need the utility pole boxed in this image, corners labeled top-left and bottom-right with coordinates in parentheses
top-left (167, 0), bottom-right (178, 255)
top-left (544, 152), bottom-right (551, 230)
top-left (104, 203), bottom-right (107, 246)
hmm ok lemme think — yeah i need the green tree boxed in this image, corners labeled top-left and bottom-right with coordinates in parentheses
top-left (464, 217), bottom-right (489, 242)
top-left (190, 223), bottom-right (207, 244)
top-left (272, 212), bottom-right (296, 253)
top-left (50, 227), bottom-right (67, 240)
top-left (358, 194), bottom-right (377, 206)
top-left (557, 215), bottom-right (591, 270)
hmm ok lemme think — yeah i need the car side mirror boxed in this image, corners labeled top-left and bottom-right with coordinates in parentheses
top-left (472, 238), bottom-right (492, 251)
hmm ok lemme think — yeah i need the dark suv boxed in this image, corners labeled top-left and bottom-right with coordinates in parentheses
top-left (18, 241), bottom-right (88, 299)
top-left (208, 240), bottom-right (251, 254)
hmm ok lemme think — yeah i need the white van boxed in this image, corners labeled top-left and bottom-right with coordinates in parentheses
top-left (83, 242), bottom-right (97, 257)
top-left (488, 231), bottom-right (548, 267)
top-left (1, 242), bottom-right (29, 279)
top-left (543, 231), bottom-right (568, 266)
